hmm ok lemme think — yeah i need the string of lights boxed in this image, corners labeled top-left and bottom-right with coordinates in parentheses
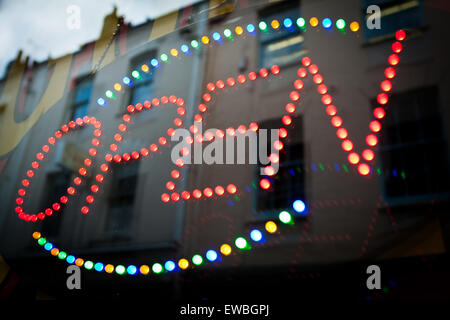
top-left (14, 117), bottom-right (104, 222)
top-left (96, 16), bottom-right (361, 106)
top-left (32, 200), bottom-right (307, 275)
top-left (271, 29), bottom-right (405, 178)
top-left (13, 13), bottom-right (408, 277)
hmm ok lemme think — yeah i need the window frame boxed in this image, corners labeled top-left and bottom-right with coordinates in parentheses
top-left (257, 2), bottom-right (303, 69)
top-left (105, 160), bottom-right (140, 235)
top-left (127, 52), bottom-right (157, 110)
top-left (40, 168), bottom-right (73, 240)
top-left (70, 75), bottom-right (93, 121)
top-left (362, 0), bottom-right (425, 44)
top-left (376, 85), bottom-right (450, 204)
top-left (252, 117), bottom-right (305, 220)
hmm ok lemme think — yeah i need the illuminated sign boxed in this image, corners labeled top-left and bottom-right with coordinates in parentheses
top-left (12, 16), bottom-right (407, 275)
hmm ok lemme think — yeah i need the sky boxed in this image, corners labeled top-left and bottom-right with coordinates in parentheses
top-left (0, 0), bottom-right (201, 77)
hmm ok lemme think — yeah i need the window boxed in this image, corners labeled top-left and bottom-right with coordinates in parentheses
top-left (19, 67), bottom-right (35, 118)
top-left (71, 77), bottom-right (93, 120)
top-left (106, 161), bottom-right (140, 233)
top-left (258, 4), bottom-right (303, 68)
top-left (129, 55), bottom-right (155, 106)
top-left (362, 0), bottom-right (425, 43)
top-left (256, 117), bottom-right (305, 212)
top-left (378, 86), bottom-right (450, 199)
top-left (41, 169), bottom-right (72, 238)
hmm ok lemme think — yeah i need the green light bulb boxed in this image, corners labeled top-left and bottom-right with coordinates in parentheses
top-left (297, 17), bottom-right (306, 28)
top-left (58, 251), bottom-right (67, 260)
top-left (191, 40), bottom-right (199, 48)
top-left (235, 237), bottom-right (247, 249)
top-left (160, 54), bottom-right (169, 62)
top-left (258, 21), bottom-right (267, 31)
top-left (192, 254), bottom-right (203, 265)
top-left (336, 19), bottom-right (346, 30)
top-left (279, 211), bottom-right (292, 224)
top-left (131, 70), bottom-right (140, 79)
top-left (223, 28), bottom-right (232, 38)
top-left (105, 90), bottom-right (114, 98)
top-left (152, 263), bottom-right (163, 274)
top-left (115, 265), bottom-right (126, 275)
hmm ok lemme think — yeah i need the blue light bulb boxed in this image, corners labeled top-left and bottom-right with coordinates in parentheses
top-left (293, 200), bottom-right (306, 213)
top-left (181, 44), bottom-right (189, 53)
top-left (94, 263), bottom-right (104, 272)
top-left (250, 229), bottom-right (263, 242)
top-left (322, 18), bottom-right (332, 29)
top-left (97, 98), bottom-right (105, 106)
top-left (283, 18), bottom-right (293, 28)
top-left (165, 260), bottom-right (176, 272)
top-left (127, 265), bottom-right (137, 275)
top-left (212, 32), bottom-right (221, 41)
top-left (150, 59), bottom-right (159, 67)
top-left (206, 250), bottom-right (218, 262)
top-left (122, 76), bottom-right (131, 85)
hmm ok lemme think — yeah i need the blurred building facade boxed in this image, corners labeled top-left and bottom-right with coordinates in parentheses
top-left (0, 0), bottom-right (449, 296)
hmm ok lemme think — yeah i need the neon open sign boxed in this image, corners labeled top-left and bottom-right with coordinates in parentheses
top-left (14, 16), bottom-right (407, 276)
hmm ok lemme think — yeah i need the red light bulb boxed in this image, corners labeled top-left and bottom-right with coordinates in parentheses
top-left (358, 163), bottom-right (371, 176)
top-left (362, 149), bottom-right (374, 161)
top-left (395, 29), bottom-right (406, 41)
top-left (373, 107), bottom-right (386, 119)
top-left (260, 178), bottom-right (271, 190)
top-left (380, 80), bottom-right (392, 92)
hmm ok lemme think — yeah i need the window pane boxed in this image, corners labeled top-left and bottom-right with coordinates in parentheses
top-left (74, 78), bottom-right (93, 104)
top-left (260, 35), bottom-right (304, 67)
top-left (363, 0), bottom-right (425, 41)
top-left (259, 7), bottom-right (301, 43)
top-left (107, 162), bottom-right (139, 233)
top-left (379, 86), bottom-right (449, 198)
top-left (72, 102), bottom-right (88, 119)
top-left (259, 5), bottom-right (302, 68)
top-left (42, 169), bottom-right (72, 237)
top-left (106, 204), bottom-right (133, 233)
top-left (256, 117), bottom-right (304, 212)
top-left (131, 81), bottom-right (153, 105)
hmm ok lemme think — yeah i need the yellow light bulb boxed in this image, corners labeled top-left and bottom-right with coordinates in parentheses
top-left (220, 244), bottom-right (232, 256)
top-left (32, 231), bottom-right (41, 239)
top-left (310, 17), bottom-right (319, 27)
top-left (271, 19), bottom-right (280, 29)
top-left (105, 264), bottom-right (114, 273)
top-left (350, 21), bottom-right (360, 32)
top-left (140, 265), bottom-right (150, 275)
top-left (114, 83), bottom-right (122, 91)
top-left (201, 36), bottom-right (210, 44)
top-left (178, 258), bottom-right (189, 269)
top-left (265, 221), bottom-right (277, 234)
top-left (75, 258), bottom-right (84, 267)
